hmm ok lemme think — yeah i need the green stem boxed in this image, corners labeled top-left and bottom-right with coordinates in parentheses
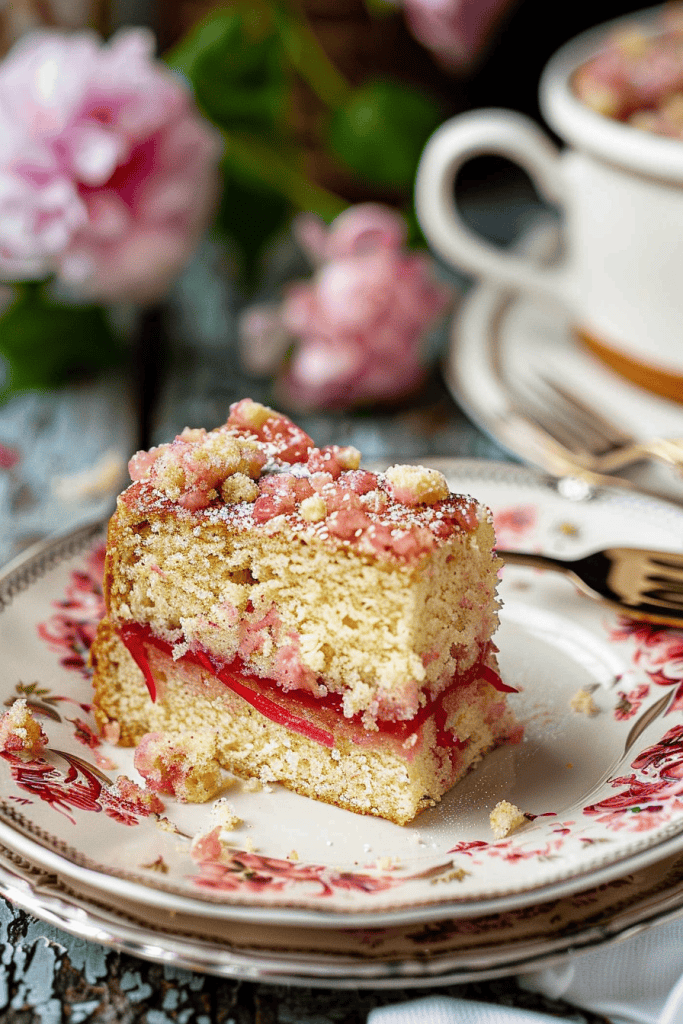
top-left (13, 279), bottom-right (46, 304)
top-left (222, 129), bottom-right (347, 221)
top-left (271, 2), bottom-right (352, 111)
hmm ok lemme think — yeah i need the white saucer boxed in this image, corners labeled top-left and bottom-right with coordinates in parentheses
top-left (444, 222), bottom-right (683, 506)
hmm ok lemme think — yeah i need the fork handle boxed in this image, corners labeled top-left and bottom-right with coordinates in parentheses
top-left (594, 438), bottom-right (683, 475)
top-left (497, 550), bottom-right (570, 574)
top-left (497, 412), bottom-right (683, 509)
top-left (497, 549), bottom-right (609, 593)
top-left (497, 548), bottom-right (610, 606)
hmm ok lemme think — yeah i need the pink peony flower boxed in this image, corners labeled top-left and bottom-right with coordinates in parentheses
top-left (0, 28), bottom-right (221, 302)
top-left (390, 0), bottom-right (516, 71)
top-left (239, 204), bottom-right (453, 410)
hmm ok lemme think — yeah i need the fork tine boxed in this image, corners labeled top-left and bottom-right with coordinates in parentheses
top-left (520, 380), bottom-right (595, 454)
top-left (524, 405), bottom-right (585, 453)
top-left (647, 553), bottom-right (683, 572)
top-left (519, 376), bottom-right (624, 457)
top-left (644, 576), bottom-right (683, 596)
top-left (647, 576), bottom-right (683, 594)
top-left (641, 587), bottom-right (683, 608)
top-left (538, 377), bottom-right (634, 451)
top-left (535, 380), bottom-right (613, 453)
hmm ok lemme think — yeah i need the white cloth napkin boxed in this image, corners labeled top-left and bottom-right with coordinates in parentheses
top-left (367, 919), bottom-right (683, 1024)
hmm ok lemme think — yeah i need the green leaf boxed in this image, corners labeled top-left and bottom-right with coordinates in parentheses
top-left (170, 8), bottom-right (289, 135)
top-left (0, 286), bottom-right (123, 398)
top-left (328, 79), bottom-right (443, 190)
top-left (164, 9), bottom-right (243, 80)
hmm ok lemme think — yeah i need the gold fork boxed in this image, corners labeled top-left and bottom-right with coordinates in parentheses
top-left (498, 546), bottom-right (683, 626)
top-left (521, 377), bottom-right (683, 475)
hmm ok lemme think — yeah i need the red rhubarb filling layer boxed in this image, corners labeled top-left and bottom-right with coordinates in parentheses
top-left (119, 624), bottom-right (516, 755)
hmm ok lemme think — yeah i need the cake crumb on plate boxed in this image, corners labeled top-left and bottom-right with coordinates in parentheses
top-left (570, 688), bottom-right (600, 716)
top-left (490, 799), bottom-right (526, 839)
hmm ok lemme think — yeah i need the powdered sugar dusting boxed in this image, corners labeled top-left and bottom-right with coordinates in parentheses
top-left (120, 399), bottom-right (483, 562)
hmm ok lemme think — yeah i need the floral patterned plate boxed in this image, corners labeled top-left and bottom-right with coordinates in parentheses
top-left (2, 459), bottom-right (683, 928)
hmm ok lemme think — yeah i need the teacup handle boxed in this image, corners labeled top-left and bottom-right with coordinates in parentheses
top-left (415, 109), bottom-right (570, 304)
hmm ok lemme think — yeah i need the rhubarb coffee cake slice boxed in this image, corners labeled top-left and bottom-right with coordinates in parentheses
top-left (90, 399), bottom-right (521, 824)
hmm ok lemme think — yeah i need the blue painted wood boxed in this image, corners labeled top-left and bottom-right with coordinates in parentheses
top-left (0, 373), bottom-right (137, 569)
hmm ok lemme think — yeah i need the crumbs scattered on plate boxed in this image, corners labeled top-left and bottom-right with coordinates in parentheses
top-left (570, 688), bottom-right (600, 716)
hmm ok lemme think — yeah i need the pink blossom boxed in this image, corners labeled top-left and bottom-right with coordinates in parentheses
top-left (293, 204), bottom-right (407, 263)
top-left (0, 28), bottom-right (221, 301)
top-left (239, 204), bottom-right (453, 411)
top-left (392, 0), bottom-right (516, 71)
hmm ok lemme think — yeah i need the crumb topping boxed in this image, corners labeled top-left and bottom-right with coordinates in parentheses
top-left (0, 699), bottom-right (48, 756)
top-left (220, 473), bottom-right (259, 505)
top-left (108, 774), bottom-right (165, 815)
top-left (122, 398), bottom-right (483, 561)
top-left (133, 731), bottom-right (224, 803)
top-left (299, 494), bottom-right (327, 522)
top-left (129, 428), bottom-right (266, 511)
top-left (384, 464), bottom-right (450, 506)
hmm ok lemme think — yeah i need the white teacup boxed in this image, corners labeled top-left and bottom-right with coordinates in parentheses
top-left (415, 6), bottom-right (683, 402)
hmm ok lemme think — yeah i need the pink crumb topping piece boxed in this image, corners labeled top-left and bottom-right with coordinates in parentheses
top-left (0, 700), bottom-right (48, 756)
top-left (252, 492), bottom-right (296, 522)
top-left (128, 447), bottom-right (161, 481)
top-left (343, 469), bottom-right (377, 494)
top-left (102, 721), bottom-right (121, 745)
top-left (452, 498), bottom-right (480, 533)
top-left (228, 398), bottom-right (314, 463)
top-left (190, 825), bottom-right (224, 863)
top-left (109, 774), bottom-right (165, 815)
top-left (258, 474), bottom-right (314, 499)
top-left (306, 445), bottom-right (361, 478)
top-left (274, 641), bottom-right (326, 696)
top-left (323, 485), bottom-right (364, 514)
top-left (252, 473), bottom-right (315, 522)
top-left (327, 507), bottom-right (372, 540)
top-left (390, 526), bottom-right (439, 559)
top-left (133, 732), bottom-right (224, 803)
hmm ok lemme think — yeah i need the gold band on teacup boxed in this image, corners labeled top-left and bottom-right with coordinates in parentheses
top-left (578, 329), bottom-right (683, 404)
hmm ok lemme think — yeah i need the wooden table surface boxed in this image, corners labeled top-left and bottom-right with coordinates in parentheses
top-left (0, 244), bottom-right (613, 1023)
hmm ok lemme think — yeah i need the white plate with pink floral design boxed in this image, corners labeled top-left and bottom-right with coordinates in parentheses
top-left (2, 459), bottom-right (683, 929)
